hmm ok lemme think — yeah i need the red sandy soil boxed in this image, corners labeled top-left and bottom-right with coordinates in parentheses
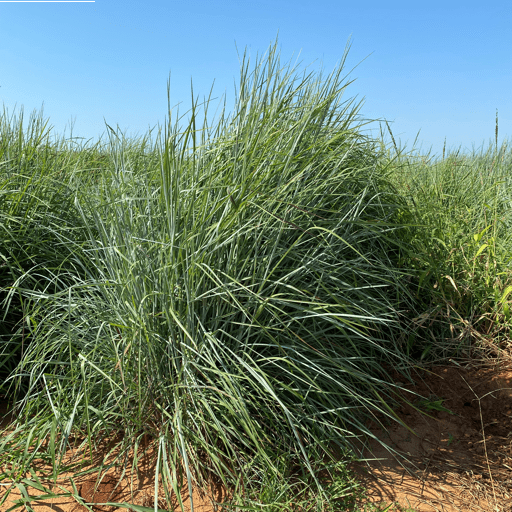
top-left (0, 428), bottom-right (224, 512)
top-left (1, 348), bottom-right (512, 511)
top-left (351, 353), bottom-right (512, 511)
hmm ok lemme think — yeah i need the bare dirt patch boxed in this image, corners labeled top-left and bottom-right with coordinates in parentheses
top-left (352, 357), bottom-right (512, 511)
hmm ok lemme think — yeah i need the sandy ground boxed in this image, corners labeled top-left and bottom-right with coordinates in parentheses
top-left (0, 432), bottom-right (223, 512)
top-left (2, 352), bottom-right (512, 511)
top-left (351, 357), bottom-right (512, 511)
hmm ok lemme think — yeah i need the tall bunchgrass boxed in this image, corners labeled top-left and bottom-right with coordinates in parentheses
top-left (1, 42), bottom-right (424, 510)
top-left (384, 131), bottom-right (512, 359)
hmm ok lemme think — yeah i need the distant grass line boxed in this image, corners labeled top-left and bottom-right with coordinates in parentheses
top-left (382, 136), bottom-right (512, 358)
top-left (1, 40), bottom-right (511, 511)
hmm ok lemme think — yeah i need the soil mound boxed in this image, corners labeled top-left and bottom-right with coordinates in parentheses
top-left (352, 359), bottom-right (512, 511)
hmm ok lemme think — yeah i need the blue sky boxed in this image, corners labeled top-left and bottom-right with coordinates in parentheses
top-left (0, 0), bottom-right (510, 156)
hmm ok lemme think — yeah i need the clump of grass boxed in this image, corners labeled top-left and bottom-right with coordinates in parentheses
top-left (385, 131), bottom-right (512, 359)
top-left (1, 41), bottom-right (420, 510)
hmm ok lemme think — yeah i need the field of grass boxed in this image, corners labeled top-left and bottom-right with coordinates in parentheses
top-left (1, 41), bottom-right (511, 511)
